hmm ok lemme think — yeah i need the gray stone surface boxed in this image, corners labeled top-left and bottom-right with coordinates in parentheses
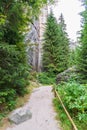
top-left (56, 66), bottom-right (78, 84)
top-left (8, 107), bottom-right (32, 125)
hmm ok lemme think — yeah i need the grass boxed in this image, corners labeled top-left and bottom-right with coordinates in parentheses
top-left (53, 98), bottom-right (72, 130)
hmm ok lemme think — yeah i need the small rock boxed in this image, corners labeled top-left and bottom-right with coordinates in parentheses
top-left (8, 107), bottom-right (32, 125)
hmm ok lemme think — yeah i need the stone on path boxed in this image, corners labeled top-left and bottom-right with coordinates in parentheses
top-left (8, 106), bottom-right (32, 125)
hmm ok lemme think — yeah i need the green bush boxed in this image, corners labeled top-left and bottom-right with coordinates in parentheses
top-left (37, 72), bottom-right (55, 85)
top-left (0, 88), bottom-right (16, 111)
top-left (57, 82), bottom-right (87, 122)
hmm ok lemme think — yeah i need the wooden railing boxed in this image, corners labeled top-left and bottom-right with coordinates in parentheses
top-left (54, 89), bottom-right (78, 130)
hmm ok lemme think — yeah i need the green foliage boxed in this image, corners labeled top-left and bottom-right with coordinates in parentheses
top-left (56, 82), bottom-right (87, 122)
top-left (77, 0), bottom-right (87, 83)
top-left (43, 12), bottom-right (69, 75)
top-left (0, 44), bottom-right (30, 96)
top-left (43, 11), bottom-right (59, 74)
top-left (53, 98), bottom-right (71, 130)
top-left (53, 96), bottom-right (87, 130)
top-left (68, 48), bottom-right (79, 67)
top-left (0, 1), bottom-right (29, 45)
top-left (57, 14), bottom-right (69, 72)
top-left (0, 14), bottom-right (6, 26)
top-left (37, 72), bottom-right (55, 85)
top-left (0, 88), bottom-right (16, 112)
top-left (0, 0), bottom-right (54, 116)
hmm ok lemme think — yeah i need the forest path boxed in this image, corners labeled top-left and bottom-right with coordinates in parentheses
top-left (7, 86), bottom-right (61, 130)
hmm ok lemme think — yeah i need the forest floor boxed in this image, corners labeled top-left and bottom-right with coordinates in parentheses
top-left (6, 86), bottom-right (62, 130)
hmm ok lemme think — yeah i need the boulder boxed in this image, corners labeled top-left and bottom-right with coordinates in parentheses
top-left (8, 106), bottom-right (32, 125)
top-left (56, 66), bottom-right (78, 84)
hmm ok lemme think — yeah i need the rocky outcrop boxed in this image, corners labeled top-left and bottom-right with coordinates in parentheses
top-left (56, 66), bottom-right (78, 84)
top-left (25, 6), bottom-right (48, 72)
top-left (8, 106), bottom-right (32, 125)
top-left (25, 20), bottom-right (39, 71)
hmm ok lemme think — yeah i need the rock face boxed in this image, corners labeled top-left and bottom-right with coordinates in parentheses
top-left (25, 6), bottom-right (48, 72)
top-left (56, 66), bottom-right (77, 84)
top-left (8, 107), bottom-right (32, 125)
top-left (25, 20), bottom-right (39, 71)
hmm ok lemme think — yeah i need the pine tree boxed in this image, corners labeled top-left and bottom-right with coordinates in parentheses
top-left (42, 12), bottom-right (69, 74)
top-left (57, 13), bottom-right (69, 72)
top-left (77, 0), bottom-right (87, 83)
top-left (43, 11), bottom-right (59, 74)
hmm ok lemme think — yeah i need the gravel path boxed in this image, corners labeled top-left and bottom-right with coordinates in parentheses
top-left (7, 86), bottom-right (61, 130)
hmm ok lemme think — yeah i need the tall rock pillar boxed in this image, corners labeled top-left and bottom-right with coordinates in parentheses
top-left (37, 6), bottom-right (48, 72)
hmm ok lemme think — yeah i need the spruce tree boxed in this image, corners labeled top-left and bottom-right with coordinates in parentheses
top-left (77, 0), bottom-right (87, 83)
top-left (43, 11), bottom-right (59, 74)
top-left (43, 12), bottom-right (69, 74)
top-left (57, 13), bottom-right (69, 72)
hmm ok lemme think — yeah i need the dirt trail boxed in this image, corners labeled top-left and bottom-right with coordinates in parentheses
top-left (6, 86), bottom-right (61, 130)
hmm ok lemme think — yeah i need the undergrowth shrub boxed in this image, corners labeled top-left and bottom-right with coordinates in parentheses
top-left (0, 88), bottom-right (16, 112)
top-left (56, 82), bottom-right (87, 122)
top-left (37, 72), bottom-right (55, 85)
